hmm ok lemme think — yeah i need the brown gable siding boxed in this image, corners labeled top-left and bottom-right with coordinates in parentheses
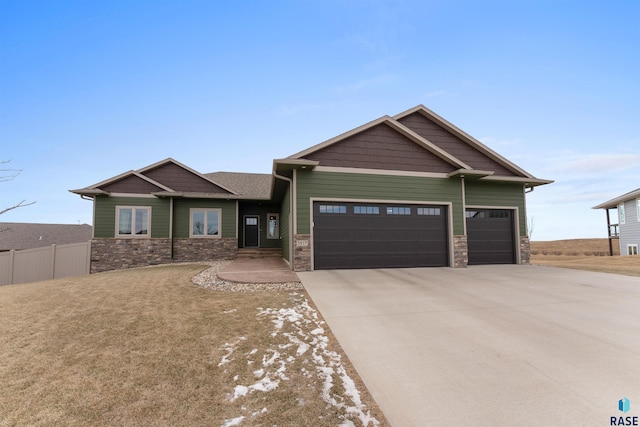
top-left (302, 123), bottom-right (457, 173)
top-left (397, 113), bottom-right (518, 177)
top-left (143, 162), bottom-right (231, 193)
top-left (100, 175), bottom-right (164, 193)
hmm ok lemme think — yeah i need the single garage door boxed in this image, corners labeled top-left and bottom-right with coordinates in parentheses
top-left (313, 202), bottom-right (448, 269)
top-left (466, 209), bottom-right (516, 265)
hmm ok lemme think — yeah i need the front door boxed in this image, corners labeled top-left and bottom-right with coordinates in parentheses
top-left (244, 215), bottom-right (259, 247)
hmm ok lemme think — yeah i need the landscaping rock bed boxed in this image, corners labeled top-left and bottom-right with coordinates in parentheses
top-left (191, 261), bottom-right (304, 292)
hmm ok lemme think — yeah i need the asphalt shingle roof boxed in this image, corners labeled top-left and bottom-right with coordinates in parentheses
top-left (0, 223), bottom-right (93, 251)
top-left (204, 172), bottom-right (272, 199)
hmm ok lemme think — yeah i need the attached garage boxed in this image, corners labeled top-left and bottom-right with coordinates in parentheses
top-left (466, 209), bottom-right (516, 265)
top-left (312, 201), bottom-right (449, 270)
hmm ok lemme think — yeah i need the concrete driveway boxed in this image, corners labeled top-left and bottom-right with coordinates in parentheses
top-left (298, 265), bottom-right (640, 427)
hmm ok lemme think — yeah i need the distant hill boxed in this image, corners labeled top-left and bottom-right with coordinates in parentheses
top-left (531, 238), bottom-right (619, 257)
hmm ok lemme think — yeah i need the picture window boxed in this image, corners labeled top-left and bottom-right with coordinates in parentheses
top-left (116, 206), bottom-right (150, 237)
top-left (190, 208), bottom-right (221, 238)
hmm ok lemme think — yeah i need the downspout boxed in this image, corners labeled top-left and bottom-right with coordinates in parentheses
top-left (169, 197), bottom-right (174, 259)
top-left (273, 172), bottom-right (293, 269)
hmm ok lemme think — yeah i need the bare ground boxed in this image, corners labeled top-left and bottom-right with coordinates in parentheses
top-left (531, 238), bottom-right (640, 277)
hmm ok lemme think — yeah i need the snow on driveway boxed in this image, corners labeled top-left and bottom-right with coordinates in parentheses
top-left (218, 292), bottom-right (380, 427)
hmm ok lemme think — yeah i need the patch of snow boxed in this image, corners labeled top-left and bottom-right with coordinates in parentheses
top-left (220, 415), bottom-right (244, 427)
top-left (223, 309), bottom-right (237, 314)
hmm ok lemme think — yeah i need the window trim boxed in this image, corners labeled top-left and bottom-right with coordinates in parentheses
top-left (619, 203), bottom-right (626, 225)
top-left (636, 199), bottom-right (640, 222)
top-left (115, 206), bottom-right (151, 238)
top-left (189, 208), bottom-right (222, 238)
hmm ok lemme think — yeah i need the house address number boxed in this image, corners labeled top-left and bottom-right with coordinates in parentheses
top-left (296, 240), bottom-right (309, 247)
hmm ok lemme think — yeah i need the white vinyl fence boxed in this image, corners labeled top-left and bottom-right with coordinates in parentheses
top-left (0, 241), bottom-right (91, 285)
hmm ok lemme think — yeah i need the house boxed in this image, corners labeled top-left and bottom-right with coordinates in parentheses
top-left (0, 222), bottom-right (93, 252)
top-left (593, 188), bottom-right (640, 256)
top-left (70, 105), bottom-right (552, 273)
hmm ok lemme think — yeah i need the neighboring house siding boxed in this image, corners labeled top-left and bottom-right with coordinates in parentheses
top-left (295, 170), bottom-right (464, 235)
top-left (94, 196), bottom-right (171, 238)
top-left (303, 123), bottom-right (457, 173)
top-left (172, 199), bottom-right (237, 239)
top-left (465, 181), bottom-right (527, 236)
top-left (619, 199), bottom-right (640, 254)
top-left (397, 113), bottom-right (517, 176)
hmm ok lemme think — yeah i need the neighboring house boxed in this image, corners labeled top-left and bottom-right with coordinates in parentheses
top-left (70, 105), bottom-right (552, 273)
top-left (0, 222), bottom-right (93, 252)
top-left (593, 188), bottom-right (640, 256)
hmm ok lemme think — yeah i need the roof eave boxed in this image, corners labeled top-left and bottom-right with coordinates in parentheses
top-left (593, 188), bottom-right (640, 209)
top-left (479, 176), bottom-right (554, 187)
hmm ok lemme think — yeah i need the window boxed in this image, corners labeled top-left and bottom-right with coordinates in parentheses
top-left (619, 203), bottom-right (626, 224)
top-left (267, 213), bottom-right (279, 239)
top-left (190, 208), bottom-right (221, 238)
top-left (319, 204), bottom-right (346, 214)
top-left (387, 206), bottom-right (411, 215)
top-left (628, 244), bottom-right (638, 256)
top-left (116, 206), bottom-right (150, 237)
top-left (354, 206), bottom-right (380, 215)
top-left (637, 200), bottom-right (640, 222)
top-left (418, 207), bottom-right (441, 216)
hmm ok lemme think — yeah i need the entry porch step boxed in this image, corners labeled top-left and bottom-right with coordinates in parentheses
top-left (236, 248), bottom-right (283, 259)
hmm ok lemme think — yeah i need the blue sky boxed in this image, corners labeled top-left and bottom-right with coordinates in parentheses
top-left (1, 0), bottom-right (639, 241)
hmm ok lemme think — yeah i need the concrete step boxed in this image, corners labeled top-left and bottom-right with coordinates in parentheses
top-left (236, 248), bottom-right (283, 259)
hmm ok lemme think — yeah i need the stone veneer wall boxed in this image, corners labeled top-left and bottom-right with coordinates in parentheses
top-left (172, 238), bottom-right (237, 262)
top-left (293, 234), bottom-right (311, 272)
top-left (91, 239), bottom-right (172, 273)
top-left (519, 236), bottom-right (530, 264)
top-left (453, 235), bottom-right (468, 268)
top-left (91, 238), bottom-right (239, 273)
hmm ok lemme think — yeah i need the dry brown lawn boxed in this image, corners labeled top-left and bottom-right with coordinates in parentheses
top-left (531, 238), bottom-right (640, 277)
top-left (0, 265), bottom-right (388, 427)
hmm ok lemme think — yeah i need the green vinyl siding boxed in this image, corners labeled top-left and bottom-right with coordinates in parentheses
top-left (280, 185), bottom-right (291, 262)
top-left (94, 196), bottom-right (170, 238)
top-left (295, 170), bottom-right (464, 234)
top-left (173, 199), bottom-right (237, 239)
top-left (465, 181), bottom-right (527, 236)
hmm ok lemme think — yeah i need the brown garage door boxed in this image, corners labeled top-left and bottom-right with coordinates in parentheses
top-left (313, 202), bottom-right (448, 270)
top-left (466, 209), bottom-right (516, 265)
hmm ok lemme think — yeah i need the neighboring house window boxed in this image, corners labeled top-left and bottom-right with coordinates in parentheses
top-left (190, 208), bottom-right (221, 237)
top-left (417, 207), bottom-right (441, 216)
top-left (628, 244), bottom-right (638, 256)
top-left (637, 200), bottom-right (640, 222)
top-left (319, 205), bottom-right (347, 214)
top-left (387, 207), bottom-right (411, 215)
top-left (619, 203), bottom-right (626, 224)
top-left (116, 206), bottom-right (151, 237)
top-left (354, 206), bottom-right (380, 214)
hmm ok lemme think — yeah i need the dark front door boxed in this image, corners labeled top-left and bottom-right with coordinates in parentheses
top-left (244, 215), bottom-right (259, 247)
top-left (466, 209), bottom-right (516, 265)
top-left (313, 202), bottom-right (449, 270)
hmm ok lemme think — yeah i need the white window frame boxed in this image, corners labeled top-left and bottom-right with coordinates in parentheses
top-left (627, 244), bottom-right (638, 256)
top-left (637, 200), bottom-right (640, 222)
top-left (189, 208), bottom-right (222, 238)
top-left (619, 203), bottom-right (626, 225)
top-left (115, 206), bottom-right (151, 238)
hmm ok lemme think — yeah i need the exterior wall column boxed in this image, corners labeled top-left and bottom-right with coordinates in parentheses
top-left (453, 235), bottom-right (468, 268)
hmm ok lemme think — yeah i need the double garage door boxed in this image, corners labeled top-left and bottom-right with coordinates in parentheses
top-left (313, 202), bottom-right (449, 270)
top-left (312, 202), bottom-right (516, 270)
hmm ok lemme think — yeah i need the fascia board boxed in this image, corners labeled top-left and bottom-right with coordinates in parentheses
top-left (385, 119), bottom-right (471, 169)
top-left (593, 188), bottom-right (640, 209)
top-left (479, 176), bottom-right (554, 186)
top-left (287, 116), bottom-right (392, 159)
top-left (395, 105), bottom-right (536, 179)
